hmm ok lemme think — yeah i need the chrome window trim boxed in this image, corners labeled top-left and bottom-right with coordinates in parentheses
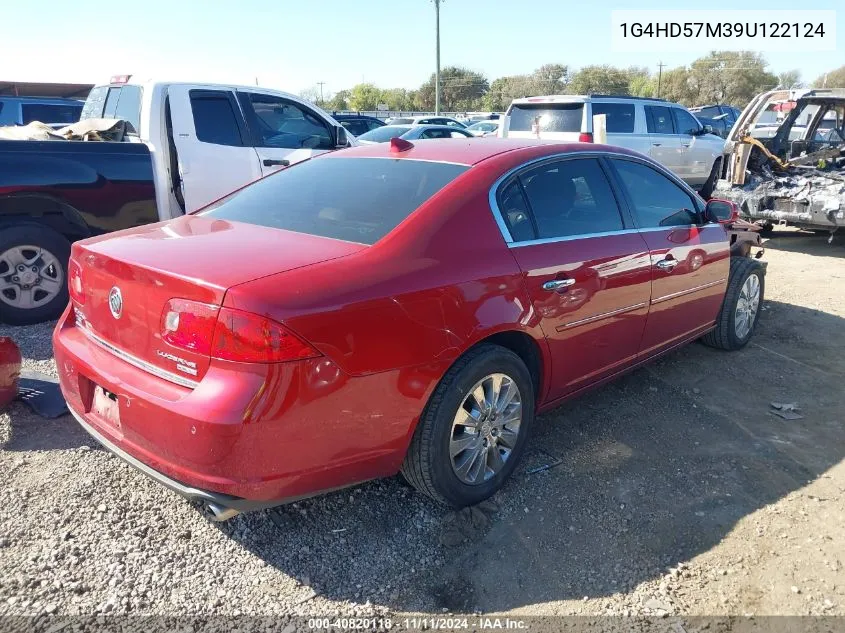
top-left (488, 150), bottom-right (708, 246)
top-left (76, 312), bottom-right (198, 389)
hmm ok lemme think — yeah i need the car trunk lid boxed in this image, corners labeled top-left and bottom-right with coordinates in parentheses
top-left (71, 215), bottom-right (366, 383)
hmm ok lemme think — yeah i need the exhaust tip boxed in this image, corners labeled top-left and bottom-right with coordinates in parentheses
top-left (204, 502), bottom-right (241, 522)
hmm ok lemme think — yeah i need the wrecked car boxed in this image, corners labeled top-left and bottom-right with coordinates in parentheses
top-left (715, 89), bottom-right (845, 237)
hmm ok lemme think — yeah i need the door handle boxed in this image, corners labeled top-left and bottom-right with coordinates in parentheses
top-left (543, 279), bottom-right (576, 291)
top-left (681, 143), bottom-right (691, 147)
top-left (655, 258), bottom-right (679, 271)
top-left (263, 158), bottom-right (290, 167)
top-left (651, 143), bottom-right (662, 147)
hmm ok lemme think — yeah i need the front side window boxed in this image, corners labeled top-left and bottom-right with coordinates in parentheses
top-left (190, 90), bottom-right (244, 146)
top-left (673, 108), bottom-right (702, 136)
top-left (517, 158), bottom-right (624, 239)
top-left (199, 157), bottom-right (468, 245)
top-left (645, 105), bottom-right (675, 135)
top-left (591, 102), bottom-right (635, 133)
top-left (247, 93), bottom-right (332, 150)
top-left (610, 159), bottom-right (698, 228)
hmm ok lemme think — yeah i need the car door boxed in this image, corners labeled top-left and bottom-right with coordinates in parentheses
top-left (607, 157), bottom-right (730, 358)
top-left (645, 105), bottom-right (685, 178)
top-left (167, 85), bottom-right (262, 213)
top-left (672, 107), bottom-right (711, 185)
top-left (496, 156), bottom-right (652, 401)
top-left (238, 91), bottom-right (335, 177)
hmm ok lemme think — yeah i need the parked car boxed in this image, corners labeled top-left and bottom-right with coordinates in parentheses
top-left (0, 337), bottom-right (21, 411)
top-left (388, 115), bottom-right (467, 128)
top-left (498, 95), bottom-right (726, 197)
top-left (715, 88), bottom-right (845, 235)
top-left (54, 138), bottom-right (766, 521)
top-left (695, 114), bottom-right (732, 139)
top-left (356, 124), bottom-right (474, 144)
top-left (332, 113), bottom-right (385, 137)
top-left (0, 96), bottom-right (83, 127)
top-left (0, 76), bottom-right (353, 325)
top-left (689, 104), bottom-right (741, 128)
top-left (466, 120), bottom-right (500, 137)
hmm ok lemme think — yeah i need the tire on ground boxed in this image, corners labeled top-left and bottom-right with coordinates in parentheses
top-left (0, 223), bottom-right (71, 326)
top-left (701, 257), bottom-right (765, 351)
top-left (401, 343), bottom-right (535, 508)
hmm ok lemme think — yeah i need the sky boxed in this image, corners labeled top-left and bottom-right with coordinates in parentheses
top-left (1, 0), bottom-right (841, 95)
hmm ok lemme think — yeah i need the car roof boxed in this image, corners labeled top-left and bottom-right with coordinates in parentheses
top-left (0, 96), bottom-right (84, 104)
top-left (322, 138), bottom-right (645, 166)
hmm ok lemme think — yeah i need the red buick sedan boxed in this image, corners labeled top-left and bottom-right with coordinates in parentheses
top-left (53, 139), bottom-right (764, 520)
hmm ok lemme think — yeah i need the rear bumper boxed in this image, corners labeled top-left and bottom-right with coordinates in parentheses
top-left (53, 305), bottom-right (431, 510)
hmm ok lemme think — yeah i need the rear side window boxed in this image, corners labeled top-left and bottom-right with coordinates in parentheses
top-left (199, 157), bottom-right (468, 245)
top-left (508, 103), bottom-right (583, 133)
top-left (610, 159), bottom-right (698, 228)
top-left (20, 103), bottom-right (82, 125)
top-left (645, 106), bottom-right (675, 134)
top-left (190, 91), bottom-right (244, 146)
top-left (517, 158), bottom-right (624, 239)
top-left (591, 102), bottom-right (635, 133)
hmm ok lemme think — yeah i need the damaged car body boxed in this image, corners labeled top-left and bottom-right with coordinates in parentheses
top-left (715, 89), bottom-right (845, 238)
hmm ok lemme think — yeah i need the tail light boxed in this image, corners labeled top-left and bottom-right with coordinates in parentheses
top-left (578, 132), bottom-right (594, 143)
top-left (161, 299), bottom-right (319, 363)
top-left (68, 260), bottom-right (85, 305)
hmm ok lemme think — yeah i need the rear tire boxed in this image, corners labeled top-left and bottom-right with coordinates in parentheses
top-left (401, 344), bottom-right (535, 508)
top-left (702, 257), bottom-right (765, 351)
top-left (0, 224), bottom-right (71, 326)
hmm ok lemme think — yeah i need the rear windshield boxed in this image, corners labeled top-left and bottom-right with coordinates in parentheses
top-left (21, 103), bottom-right (82, 125)
top-left (80, 85), bottom-right (143, 133)
top-left (508, 103), bottom-right (583, 133)
top-left (358, 125), bottom-right (411, 142)
top-left (198, 157), bottom-right (468, 245)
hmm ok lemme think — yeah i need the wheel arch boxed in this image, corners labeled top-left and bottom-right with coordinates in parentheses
top-left (0, 193), bottom-right (91, 242)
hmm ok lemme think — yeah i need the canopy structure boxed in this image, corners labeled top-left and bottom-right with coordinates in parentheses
top-left (0, 81), bottom-right (94, 99)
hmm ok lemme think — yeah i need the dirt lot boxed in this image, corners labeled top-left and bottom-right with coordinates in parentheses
top-left (1, 229), bottom-right (844, 624)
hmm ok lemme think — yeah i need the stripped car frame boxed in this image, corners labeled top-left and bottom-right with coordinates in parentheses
top-left (714, 89), bottom-right (845, 238)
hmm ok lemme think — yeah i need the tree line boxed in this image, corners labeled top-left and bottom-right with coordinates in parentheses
top-left (298, 53), bottom-right (845, 113)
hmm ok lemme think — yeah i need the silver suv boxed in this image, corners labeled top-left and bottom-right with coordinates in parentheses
top-left (498, 95), bottom-right (726, 196)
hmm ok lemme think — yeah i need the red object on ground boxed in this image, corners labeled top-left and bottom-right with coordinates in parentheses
top-left (54, 139), bottom-right (732, 514)
top-left (0, 337), bottom-right (22, 409)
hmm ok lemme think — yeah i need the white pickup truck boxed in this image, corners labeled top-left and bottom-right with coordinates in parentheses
top-left (0, 76), bottom-right (354, 324)
top-left (81, 75), bottom-right (356, 217)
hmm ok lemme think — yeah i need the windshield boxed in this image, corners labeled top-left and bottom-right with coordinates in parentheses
top-left (507, 103), bottom-right (583, 133)
top-left (198, 157), bottom-right (468, 245)
top-left (357, 125), bottom-right (412, 143)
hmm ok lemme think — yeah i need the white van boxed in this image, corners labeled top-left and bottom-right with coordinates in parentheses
top-left (498, 95), bottom-right (726, 195)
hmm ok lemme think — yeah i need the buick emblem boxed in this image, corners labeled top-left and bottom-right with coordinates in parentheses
top-left (108, 287), bottom-right (123, 319)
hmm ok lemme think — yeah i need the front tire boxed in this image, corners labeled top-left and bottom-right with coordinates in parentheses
top-left (0, 224), bottom-right (71, 326)
top-left (702, 258), bottom-right (765, 350)
top-left (401, 344), bottom-right (535, 508)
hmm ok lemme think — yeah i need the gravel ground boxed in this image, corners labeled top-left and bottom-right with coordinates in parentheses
top-left (1, 229), bottom-right (844, 624)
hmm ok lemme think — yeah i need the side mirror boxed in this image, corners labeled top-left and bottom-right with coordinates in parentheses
top-left (705, 199), bottom-right (739, 224)
top-left (335, 125), bottom-right (348, 148)
top-left (702, 125), bottom-right (714, 135)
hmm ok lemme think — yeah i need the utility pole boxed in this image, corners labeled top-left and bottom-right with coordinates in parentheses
top-left (317, 82), bottom-right (326, 106)
top-left (434, 0), bottom-right (442, 114)
top-left (656, 61), bottom-right (666, 98)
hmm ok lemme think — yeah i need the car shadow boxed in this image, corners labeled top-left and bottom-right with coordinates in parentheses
top-left (221, 297), bottom-right (845, 613)
top-left (762, 229), bottom-right (845, 258)
top-left (1, 401), bottom-right (86, 452)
